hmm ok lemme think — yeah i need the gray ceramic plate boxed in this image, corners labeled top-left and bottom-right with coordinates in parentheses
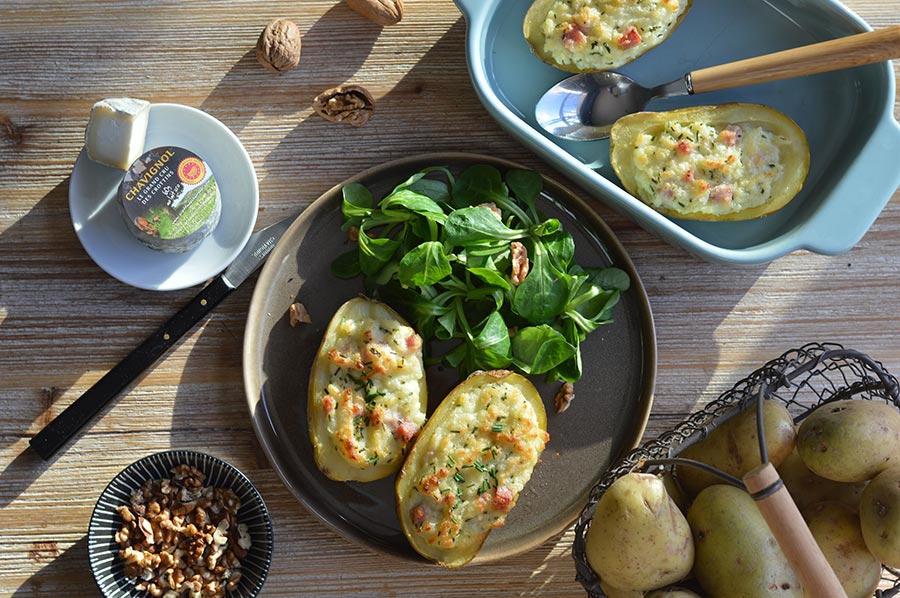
top-left (243, 152), bottom-right (655, 563)
top-left (456, 0), bottom-right (900, 263)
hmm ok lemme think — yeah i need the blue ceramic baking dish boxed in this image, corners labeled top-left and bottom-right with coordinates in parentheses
top-left (455, 0), bottom-right (900, 264)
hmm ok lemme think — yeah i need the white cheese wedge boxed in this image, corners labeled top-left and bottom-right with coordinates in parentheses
top-left (84, 98), bottom-right (150, 170)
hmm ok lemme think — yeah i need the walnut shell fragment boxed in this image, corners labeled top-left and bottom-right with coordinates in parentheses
top-left (346, 0), bottom-right (403, 26)
top-left (256, 18), bottom-right (302, 73)
top-left (312, 85), bottom-right (375, 127)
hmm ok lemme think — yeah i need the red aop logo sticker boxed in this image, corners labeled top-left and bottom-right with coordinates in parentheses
top-left (177, 157), bottom-right (206, 185)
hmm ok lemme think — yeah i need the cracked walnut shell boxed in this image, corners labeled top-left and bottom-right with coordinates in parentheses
top-left (346, 0), bottom-right (403, 26)
top-left (312, 85), bottom-right (375, 127)
top-left (256, 18), bottom-right (302, 73)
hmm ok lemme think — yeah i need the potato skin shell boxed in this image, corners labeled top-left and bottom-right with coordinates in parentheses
top-left (610, 103), bottom-right (809, 221)
top-left (523, 0), bottom-right (693, 73)
top-left (395, 370), bottom-right (547, 568)
top-left (308, 296), bottom-right (427, 482)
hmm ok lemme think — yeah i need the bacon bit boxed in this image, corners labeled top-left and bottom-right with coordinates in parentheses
top-left (616, 26), bottom-right (642, 50)
top-left (421, 475), bottom-right (440, 493)
top-left (697, 180), bottom-right (710, 192)
top-left (441, 492), bottom-right (457, 507)
top-left (562, 23), bottom-right (587, 50)
top-left (410, 505), bottom-right (426, 527)
top-left (394, 420), bottom-right (419, 443)
top-left (705, 160), bottom-right (726, 170)
top-left (683, 169), bottom-right (695, 183)
top-left (708, 184), bottom-right (734, 204)
top-left (510, 241), bottom-right (529, 286)
top-left (493, 486), bottom-right (514, 511)
top-left (328, 349), bottom-right (363, 370)
top-left (554, 382), bottom-right (575, 413)
top-left (720, 124), bottom-right (743, 146)
top-left (369, 406), bottom-right (384, 427)
top-left (350, 402), bottom-right (363, 417)
top-left (675, 139), bottom-right (692, 155)
top-left (726, 154), bottom-right (736, 164)
top-left (476, 493), bottom-right (491, 513)
top-left (405, 334), bottom-right (422, 352)
top-left (322, 395), bottom-right (336, 414)
top-left (340, 435), bottom-right (363, 462)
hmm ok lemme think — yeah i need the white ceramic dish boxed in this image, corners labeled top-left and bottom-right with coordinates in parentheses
top-left (69, 103), bottom-right (259, 291)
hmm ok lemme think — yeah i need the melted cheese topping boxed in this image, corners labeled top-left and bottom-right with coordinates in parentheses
top-left (317, 312), bottom-right (425, 471)
top-left (630, 120), bottom-right (787, 216)
top-left (404, 379), bottom-right (549, 552)
top-left (538, 0), bottom-right (686, 71)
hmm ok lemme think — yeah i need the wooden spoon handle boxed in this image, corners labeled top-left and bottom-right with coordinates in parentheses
top-left (743, 463), bottom-right (847, 598)
top-left (690, 26), bottom-right (900, 95)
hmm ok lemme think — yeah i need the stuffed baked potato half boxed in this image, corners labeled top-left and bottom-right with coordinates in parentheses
top-left (610, 103), bottom-right (810, 221)
top-left (308, 297), bottom-right (427, 482)
top-left (524, 0), bottom-right (692, 73)
top-left (396, 370), bottom-right (549, 568)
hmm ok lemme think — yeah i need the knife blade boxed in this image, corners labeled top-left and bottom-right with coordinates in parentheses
top-left (29, 208), bottom-right (303, 461)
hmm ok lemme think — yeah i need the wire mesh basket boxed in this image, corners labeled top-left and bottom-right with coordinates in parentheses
top-left (572, 342), bottom-right (900, 598)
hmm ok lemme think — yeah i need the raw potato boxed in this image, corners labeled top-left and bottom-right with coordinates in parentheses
top-left (687, 484), bottom-right (802, 598)
top-left (610, 104), bottom-right (809, 221)
top-left (585, 473), bottom-right (694, 592)
top-left (676, 400), bottom-right (796, 496)
top-left (860, 466), bottom-right (900, 568)
top-left (779, 450), bottom-right (866, 512)
top-left (395, 370), bottom-right (548, 568)
top-left (797, 399), bottom-right (900, 483)
top-left (804, 501), bottom-right (881, 598)
top-left (523, 0), bottom-right (692, 73)
top-left (308, 297), bottom-right (427, 482)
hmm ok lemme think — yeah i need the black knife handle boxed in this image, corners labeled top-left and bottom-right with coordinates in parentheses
top-left (29, 276), bottom-right (234, 461)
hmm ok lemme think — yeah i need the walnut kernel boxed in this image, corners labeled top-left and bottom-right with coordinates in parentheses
top-left (256, 18), bottom-right (302, 73)
top-left (346, 0), bottom-right (403, 26)
top-left (312, 85), bottom-right (375, 127)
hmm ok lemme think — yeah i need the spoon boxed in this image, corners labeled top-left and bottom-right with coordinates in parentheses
top-left (536, 25), bottom-right (900, 141)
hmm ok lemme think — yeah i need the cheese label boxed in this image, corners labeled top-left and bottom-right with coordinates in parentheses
top-left (118, 146), bottom-right (221, 252)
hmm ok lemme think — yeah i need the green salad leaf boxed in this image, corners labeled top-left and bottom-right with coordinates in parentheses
top-left (330, 164), bottom-right (630, 383)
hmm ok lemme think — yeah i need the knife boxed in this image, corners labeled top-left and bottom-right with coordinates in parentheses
top-left (29, 209), bottom-right (303, 461)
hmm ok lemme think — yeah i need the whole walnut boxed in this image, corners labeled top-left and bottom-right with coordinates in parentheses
top-left (256, 18), bottom-right (302, 73)
top-left (345, 0), bottom-right (403, 26)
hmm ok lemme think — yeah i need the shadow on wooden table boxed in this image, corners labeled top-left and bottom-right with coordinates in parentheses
top-left (12, 535), bottom-right (99, 598)
top-left (200, 3), bottom-right (382, 137)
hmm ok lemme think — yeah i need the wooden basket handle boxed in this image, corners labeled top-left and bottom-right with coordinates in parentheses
top-left (743, 463), bottom-right (847, 598)
top-left (690, 26), bottom-right (900, 95)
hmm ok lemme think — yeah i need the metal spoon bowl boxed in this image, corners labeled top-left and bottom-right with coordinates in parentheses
top-left (536, 26), bottom-right (900, 141)
top-left (535, 72), bottom-right (689, 141)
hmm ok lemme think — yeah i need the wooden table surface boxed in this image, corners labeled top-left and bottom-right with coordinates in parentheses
top-left (1, 1), bottom-right (898, 596)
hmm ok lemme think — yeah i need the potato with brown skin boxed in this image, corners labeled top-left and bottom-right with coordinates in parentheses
top-left (778, 450), bottom-right (866, 512)
top-left (797, 399), bottom-right (900, 483)
top-left (586, 473), bottom-right (694, 592)
top-left (676, 400), bottom-right (796, 496)
top-left (860, 466), bottom-right (900, 568)
top-left (687, 484), bottom-right (802, 598)
top-left (600, 581), bottom-right (645, 598)
top-left (804, 501), bottom-right (881, 598)
top-left (610, 104), bottom-right (809, 221)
